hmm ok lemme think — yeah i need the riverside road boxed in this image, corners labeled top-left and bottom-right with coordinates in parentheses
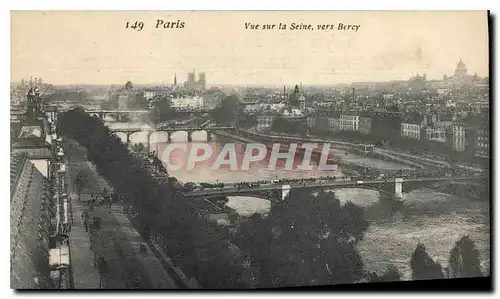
top-left (64, 139), bottom-right (178, 289)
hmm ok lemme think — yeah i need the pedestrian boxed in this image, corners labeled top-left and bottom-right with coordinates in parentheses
top-left (82, 210), bottom-right (89, 232)
top-left (89, 232), bottom-right (94, 250)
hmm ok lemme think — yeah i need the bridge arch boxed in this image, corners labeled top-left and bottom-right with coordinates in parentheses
top-left (170, 130), bottom-right (189, 142)
top-left (306, 182), bottom-right (409, 199)
top-left (315, 185), bottom-right (399, 200)
top-left (114, 132), bottom-right (128, 143)
top-left (149, 131), bottom-right (169, 143)
top-left (104, 113), bottom-right (120, 122)
top-left (128, 131), bottom-right (150, 144)
top-left (191, 130), bottom-right (209, 141)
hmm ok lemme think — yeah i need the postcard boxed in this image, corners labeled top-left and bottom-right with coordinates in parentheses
top-left (10, 10), bottom-right (490, 290)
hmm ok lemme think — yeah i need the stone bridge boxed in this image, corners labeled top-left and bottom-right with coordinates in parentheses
top-left (86, 110), bottom-right (149, 121)
top-left (184, 176), bottom-right (486, 202)
top-left (108, 125), bottom-right (236, 144)
top-left (86, 108), bottom-right (213, 121)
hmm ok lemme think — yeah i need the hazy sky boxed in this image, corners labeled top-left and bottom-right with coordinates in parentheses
top-left (11, 11), bottom-right (489, 86)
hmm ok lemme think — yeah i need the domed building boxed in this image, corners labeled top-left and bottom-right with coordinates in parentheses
top-left (287, 84), bottom-right (306, 112)
top-left (442, 59), bottom-right (483, 87)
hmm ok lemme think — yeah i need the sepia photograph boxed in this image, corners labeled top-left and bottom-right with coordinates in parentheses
top-left (10, 10), bottom-right (491, 290)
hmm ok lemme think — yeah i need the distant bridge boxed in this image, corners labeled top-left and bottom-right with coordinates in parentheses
top-left (171, 108), bottom-right (213, 114)
top-left (87, 110), bottom-right (149, 114)
top-left (85, 110), bottom-right (149, 121)
top-left (108, 125), bottom-right (236, 144)
top-left (184, 176), bottom-right (486, 201)
top-left (84, 108), bottom-right (213, 121)
top-left (239, 129), bottom-right (377, 157)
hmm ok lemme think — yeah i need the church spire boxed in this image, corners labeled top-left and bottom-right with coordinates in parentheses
top-left (455, 59), bottom-right (467, 77)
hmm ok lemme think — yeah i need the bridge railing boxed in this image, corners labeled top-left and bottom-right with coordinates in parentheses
top-left (108, 125), bottom-right (235, 133)
top-left (184, 175), bottom-right (484, 195)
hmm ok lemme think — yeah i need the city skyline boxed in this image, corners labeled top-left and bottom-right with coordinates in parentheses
top-left (12, 11), bottom-right (489, 86)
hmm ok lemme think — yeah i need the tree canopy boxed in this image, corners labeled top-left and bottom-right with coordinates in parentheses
top-left (367, 264), bottom-right (402, 282)
top-left (233, 190), bottom-right (369, 287)
top-left (151, 96), bottom-right (174, 124)
top-left (271, 117), bottom-right (307, 135)
top-left (211, 94), bottom-right (240, 125)
top-left (448, 235), bottom-right (483, 278)
top-left (410, 243), bottom-right (444, 280)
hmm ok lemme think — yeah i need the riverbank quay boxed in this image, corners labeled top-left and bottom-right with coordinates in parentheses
top-left (217, 128), bottom-right (422, 171)
top-left (431, 180), bottom-right (489, 201)
top-left (63, 139), bottom-right (178, 289)
top-left (236, 128), bottom-right (484, 173)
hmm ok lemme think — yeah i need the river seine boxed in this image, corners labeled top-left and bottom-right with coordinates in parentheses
top-left (115, 124), bottom-right (490, 280)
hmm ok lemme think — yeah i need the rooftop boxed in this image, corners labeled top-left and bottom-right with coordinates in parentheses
top-left (10, 152), bottom-right (27, 198)
top-left (10, 156), bottom-right (50, 289)
top-left (12, 138), bottom-right (50, 149)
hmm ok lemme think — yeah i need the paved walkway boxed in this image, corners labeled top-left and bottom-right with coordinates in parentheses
top-left (65, 158), bottom-right (101, 289)
top-left (64, 140), bottom-right (177, 289)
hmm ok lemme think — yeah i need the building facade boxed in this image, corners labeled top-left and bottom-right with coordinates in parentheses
top-left (314, 117), bottom-right (329, 132)
top-left (171, 96), bottom-right (204, 109)
top-left (143, 91), bottom-right (155, 100)
top-left (452, 124), bottom-right (466, 152)
top-left (359, 116), bottom-right (371, 135)
top-left (401, 123), bottom-right (422, 140)
top-left (475, 127), bottom-right (489, 158)
top-left (257, 115), bottom-right (276, 130)
top-left (423, 126), bottom-right (447, 143)
top-left (329, 117), bottom-right (341, 132)
top-left (340, 115), bottom-right (359, 131)
top-left (371, 110), bottom-right (404, 141)
top-left (306, 117), bottom-right (316, 128)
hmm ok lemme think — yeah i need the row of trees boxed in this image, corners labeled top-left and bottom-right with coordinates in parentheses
top-left (233, 189), bottom-right (370, 287)
top-left (150, 96), bottom-right (174, 124)
top-left (211, 94), bottom-right (241, 125)
top-left (271, 117), bottom-right (308, 135)
top-left (410, 235), bottom-right (487, 280)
